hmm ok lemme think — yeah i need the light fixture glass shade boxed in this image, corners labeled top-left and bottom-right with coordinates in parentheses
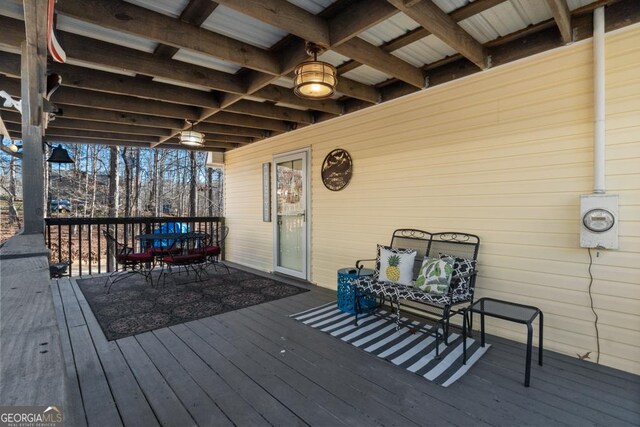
top-left (293, 60), bottom-right (337, 99)
top-left (180, 130), bottom-right (205, 147)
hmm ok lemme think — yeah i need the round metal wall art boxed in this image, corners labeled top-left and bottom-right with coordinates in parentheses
top-left (321, 149), bottom-right (352, 191)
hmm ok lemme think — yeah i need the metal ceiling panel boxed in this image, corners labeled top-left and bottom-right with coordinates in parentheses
top-left (272, 77), bottom-right (295, 89)
top-left (393, 35), bottom-right (458, 67)
top-left (173, 49), bottom-right (242, 74)
top-left (342, 65), bottom-right (392, 86)
top-left (432, 0), bottom-right (468, 14)
top-left (123, 0), bottom-right (189, 18)
top-left (202, 5), bottom-right (287, 49)
top-left (288, 0), bottom-right (337, 15)
top-left (318, 50), bottom-right (350, 67)
top-left (57, 15), bottom-right (157, 53)
top-left (458, 0), bottom-right (550, 43)
top-left (568, 0), bottom-right (598, 10)
top-left (0, 1), bottom-right (23, 19)
top-left (359, 13), bottom-right (420, 47)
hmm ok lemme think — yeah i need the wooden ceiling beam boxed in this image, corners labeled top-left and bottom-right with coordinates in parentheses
top-left (201, 133), bottom-right (253, 145)
top-left (56, 0), bottom-right (280, 75)
top-left (225, 100), bottom-right (314, 124)
top-left (43, 136), bottom-right (154, 149)
top-left (328, 0), bottom-right (398, 46)
top-left (5, 121), bottom-right (159, 143)
top-left (56, 105), bottom-right (185, 129)
top-left (48, 86), bottom-right (202, 120)
top-left (203, 111), bottom-right (290, 132)
top-left (386, 0), bottom-right (488, 69)
top-left (336, 0), bottom-right (505, 74)
top-left (161, 138), bottom-right (236, 151)
top-left (0, 15), bottom-right (246, 94)
top-left (48, 62), bottom-right (220, 109)
top-left (546, 0), bottom-right (573, 44)
top-left (253, 85), bottom-right (343, 115)
top-left (180, 0), bottom-right (219, 26)
top-left (1, 111), bottom-right (171, 137)
top-left (48, 118), bottom-right (171, 137)
top-left (195, 122), bottom-right (270, 138)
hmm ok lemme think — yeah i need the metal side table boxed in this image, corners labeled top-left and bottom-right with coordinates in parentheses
top-left (466, 297), bottom-right (543, 387)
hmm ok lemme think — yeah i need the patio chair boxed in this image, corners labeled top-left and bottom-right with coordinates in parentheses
top-left (160, 243), bottom-right (208, 286)
top-left (103, 230), bottom-right (154, 293)
top-left (190, 226), bottom-right (230, 273)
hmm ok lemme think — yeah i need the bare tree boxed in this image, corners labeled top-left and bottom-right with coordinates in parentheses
top-left (106, 146), bottom-right (119, 271)
top-left (189, 150), bottom-right (197, 216)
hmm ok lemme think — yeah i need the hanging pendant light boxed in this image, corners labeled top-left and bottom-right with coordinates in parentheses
top-left (293, 42), bottom-right (337, 100)
top-left (180, 121), bottom-right (204, 147)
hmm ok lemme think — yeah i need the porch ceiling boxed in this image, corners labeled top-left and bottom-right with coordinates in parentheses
top-left (0, 0), bottom-right (638, 152)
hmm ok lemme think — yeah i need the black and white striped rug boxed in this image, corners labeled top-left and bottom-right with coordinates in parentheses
top-left (290, 302), bottom-right (490, 387)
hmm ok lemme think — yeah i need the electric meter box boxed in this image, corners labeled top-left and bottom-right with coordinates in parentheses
top-left (580, 194), bottom-right (619, 249)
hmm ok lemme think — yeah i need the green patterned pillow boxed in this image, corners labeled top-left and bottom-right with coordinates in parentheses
top-left (414, 256), bottom-right (454, 295)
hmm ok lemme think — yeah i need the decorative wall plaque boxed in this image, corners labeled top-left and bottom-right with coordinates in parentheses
top-left (321, 149), bottom-right (352, 191)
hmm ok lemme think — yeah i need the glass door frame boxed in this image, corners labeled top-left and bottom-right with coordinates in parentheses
top-left (272, 148), bottom-right (311, 280)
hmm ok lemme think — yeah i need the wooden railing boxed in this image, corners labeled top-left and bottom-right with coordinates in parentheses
top-left (44, 216), bottom-right (224, 277)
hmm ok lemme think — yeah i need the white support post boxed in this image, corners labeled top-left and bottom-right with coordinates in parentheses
top-left (593, 7), bottom-right (606, 194)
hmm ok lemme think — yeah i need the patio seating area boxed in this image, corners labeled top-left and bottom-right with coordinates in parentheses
top-left (2, 1), bottom-right (639, 424)
top-left (52, 265), bottom-right (640, 427)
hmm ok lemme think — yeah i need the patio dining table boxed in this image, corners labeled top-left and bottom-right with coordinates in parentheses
top-left (136, 231), bottom-right (209, 286)
top-left (136, 231), bottom-right (208, 253)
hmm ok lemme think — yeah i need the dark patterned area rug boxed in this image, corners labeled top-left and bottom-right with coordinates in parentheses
top-left (77, 267), bottom-right (308, 341)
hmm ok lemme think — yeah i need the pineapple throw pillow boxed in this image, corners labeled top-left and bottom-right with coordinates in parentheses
top-left (414, 256), bottom-right (454, 295)
top-left (376, 245), bottom-right (417, 285)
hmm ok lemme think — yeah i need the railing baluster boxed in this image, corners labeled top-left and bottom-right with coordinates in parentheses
top-left (57, 224), bottom-right (62, 264)
top-left (88, 225), bottom-right (92, 275)
top-left (97, 224), bottom-right (102, 274)
top-left (67, 224), bottom-right (72, 274)
top-left (78, 224), bottom-right (83, 276)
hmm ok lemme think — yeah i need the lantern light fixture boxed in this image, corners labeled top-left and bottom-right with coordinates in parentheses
top-left (293, 42), bottom-right (337, 100)
top-left (180, 121), bottom-right (205, 147)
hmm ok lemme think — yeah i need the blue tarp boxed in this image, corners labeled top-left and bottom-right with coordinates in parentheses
top-left (150, 222), bottom-right (189, 248)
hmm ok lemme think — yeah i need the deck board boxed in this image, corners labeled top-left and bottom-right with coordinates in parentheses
top-left (151, 327), bottom-right (271, 426)
top-left (52, 270), bottom-right (640, 427)
top-left (50, 280), bottom-right (87, 427)
top-left (134, 331), bottom-right (233, 426)
top-left (57, 279), bottom-right (123, 427)
top-left (66, 278), bottom-right (160, 427)
top-left (187, 319), bottom-right (347, 426)
top-left (247, 296), bottom-right (556, 427)
top-left (168, 323), bottom-right (306, 426)
top-left (117, 336), bottom-right (197, 427)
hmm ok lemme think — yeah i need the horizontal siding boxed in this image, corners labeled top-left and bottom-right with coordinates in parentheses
top-left (225, 24), bottom-right (640, 375)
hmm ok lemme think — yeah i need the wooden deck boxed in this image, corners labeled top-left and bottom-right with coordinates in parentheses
top-left (52, 267), bottom-right (640, 427)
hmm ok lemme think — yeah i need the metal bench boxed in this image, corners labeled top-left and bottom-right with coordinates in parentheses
top-left (352, 229), bottom-right (480, 357)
